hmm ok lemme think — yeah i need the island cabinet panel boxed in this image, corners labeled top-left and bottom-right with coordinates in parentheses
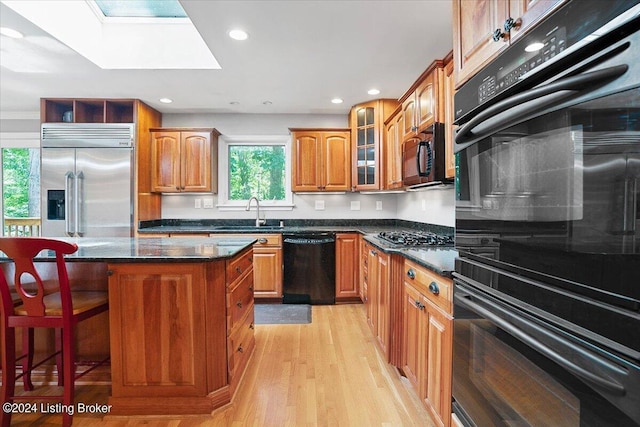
top-left (107, 256), bottom-right (240, 415)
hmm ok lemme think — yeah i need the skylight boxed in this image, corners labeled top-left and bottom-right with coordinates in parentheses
top-left (94, 0), bottom-right (187, 18)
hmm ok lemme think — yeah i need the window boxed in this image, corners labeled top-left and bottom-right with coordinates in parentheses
top-left (218, 136), bottom-right (293, 210)
top-left (1, 133), bottom-right (41, 236)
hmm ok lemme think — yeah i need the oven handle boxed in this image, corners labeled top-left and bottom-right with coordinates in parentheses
top-left (455, 281), bottom-right (627, 396)
top-left (454, 64), bottom-right (628, 148)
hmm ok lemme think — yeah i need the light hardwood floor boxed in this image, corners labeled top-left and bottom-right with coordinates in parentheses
top-left (8, 304), bottom-right (433, 426)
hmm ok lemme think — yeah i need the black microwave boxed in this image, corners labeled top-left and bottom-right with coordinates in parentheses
top-left (402, 122), bottom-right (448, 187)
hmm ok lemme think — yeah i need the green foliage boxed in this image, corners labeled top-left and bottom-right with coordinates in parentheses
top-left (2, 148), bottom-right (31, 217)
top-left (229, 145), bottom-right (285, 201)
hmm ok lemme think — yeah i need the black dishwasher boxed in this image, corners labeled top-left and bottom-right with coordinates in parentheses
top-left (282, 232), bottom-right (335, 305)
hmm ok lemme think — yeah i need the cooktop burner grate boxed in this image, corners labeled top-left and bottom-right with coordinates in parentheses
top-left (377, 231), bottom-right (454, 247)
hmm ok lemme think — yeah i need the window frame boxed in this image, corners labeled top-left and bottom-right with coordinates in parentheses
top-left (217, 135), bottom-right (294, 211)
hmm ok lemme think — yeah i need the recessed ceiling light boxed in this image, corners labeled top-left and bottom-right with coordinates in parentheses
top-left (229, 101), bottom-right (240, 105)
top-left (368, 89), bottom-right (380, 95)
top-left (0, 27), bottom-right (24, 39)
top-left (331, 98), bottom-right (344, 104)
top-left (159, 98), bottom-right (173, 104)
top-left (263, 101), bottom-right (273, 105)
top-left (229, 29), bottom-right (248, 41)
top-left (524, 42), bottom-right (545, 52)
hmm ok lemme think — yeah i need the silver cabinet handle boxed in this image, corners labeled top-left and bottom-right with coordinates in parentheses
top-left (258, 238), bottom-right (268, 244)
top-left (75, 170), bottom-right (85, 236)
top-left (428, 281), bottom-right (440, 295)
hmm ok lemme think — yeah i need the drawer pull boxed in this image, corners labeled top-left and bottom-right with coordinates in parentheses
top-left (258, 238), bottom-right (268, 244)
top-left (414, 300), bottom-right (425, 310)
top-left (236, 301), bottom-right (243, 308)
top-left (237, 345), bottom-right (244, 353)
top-left (428, 281), bottom-right (440, 295)
top-left (249, 285), bottom-right (254, 291)
top-left (407, 268), bottom-right (415, 279)
top-left (236, 267), bottom-right (242, 273)
top-left (249, 323), bottom-right (255, 330)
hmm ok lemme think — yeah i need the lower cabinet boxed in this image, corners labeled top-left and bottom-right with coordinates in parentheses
top-left (212, 234), bottom-right (283, 300)
top-left (402, 259), bottom-right (453, 427)
top-left (335, 233), bottom-right (360, 302)
top-left (366, 243), bottom-right (390, 359)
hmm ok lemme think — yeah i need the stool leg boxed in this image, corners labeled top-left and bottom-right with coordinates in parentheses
top-left (1, 328), bottom-right (16, 427)
top-left (21, 327), bottom-right (34, 391)
top-left (56, 328), bottom-right (63, 387)
top-left (62, 327), bottom-right (75, 427)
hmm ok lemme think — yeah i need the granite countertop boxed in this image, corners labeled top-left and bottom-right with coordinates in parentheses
top-left (139, 219), bottom-right (457, 276)
top-left (0, 237), bottom-right (256, 263)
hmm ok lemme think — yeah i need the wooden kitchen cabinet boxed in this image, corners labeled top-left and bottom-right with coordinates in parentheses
top-left (336, 233), bottom-right (360, 302)
top-left (443, 53), bottom-right (456, 180)
top-left (212, 233), bottom-right (283, 301)
top-left (383, 107), bottom-right (403, 190)
top-left (150, 128), bottom-right (219, 193)
top-left (350, 99), bottom-right (399, 191)
top-left (41, 98), bottom-right (136, 124)
top-left (453, 0), bottom-right (566, 87)
top-left (290, 129), bottom-right (351, 192)
top-left (367, 244), bottom-right (391, 358)
top-left (399, 61), bottom-right (444, 142)
top-left (402, 259), bottom-right (453, 427)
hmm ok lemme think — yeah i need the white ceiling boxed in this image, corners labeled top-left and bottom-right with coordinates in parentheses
top-left (0, 0), bottom-right (453, 116)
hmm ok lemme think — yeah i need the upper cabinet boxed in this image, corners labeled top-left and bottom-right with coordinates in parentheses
top-left (150, 128), bottom-right (219, 193)
top-left (290, 129), bottom-right (351, 192)
top-left (400, 61), bottom-right (445, 142)
top-left (41, 98), bottom-right (136, 123)
top-left (443, 54), bottom-right (456, 180)
top-left (384, 108), bottom-right (403, 190)
top-left (350, 99), bottom-right (399, 191)
top-left (453, 0), bottom-right (566, 88)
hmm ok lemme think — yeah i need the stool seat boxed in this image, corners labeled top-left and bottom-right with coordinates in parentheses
top-left (14, 291), bottom-right (108, 316)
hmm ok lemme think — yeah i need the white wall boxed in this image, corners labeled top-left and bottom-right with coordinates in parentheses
top-left (159, 113), bottom-right (456, 224)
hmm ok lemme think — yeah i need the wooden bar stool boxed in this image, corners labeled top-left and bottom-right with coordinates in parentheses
top-left (0, 237), bottom-right (109, 426)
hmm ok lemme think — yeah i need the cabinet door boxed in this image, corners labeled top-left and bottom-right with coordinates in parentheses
top-left (181, 132), bottom-right (212, 192)
top-left (443, 58), bottom-right (456, 180)
top-left (508, 0), bottom-right (565, 42)
top-left (376, 252), bottom-right (390, 357)
top-left (453, 0), bottom-right (509, 87)
top-left (403, 283), bottom-right (425, 394)
top-left (424, 300), bottom-right (453, 427)
top-left (416, 71), bottom-right (438, 130)
top-left (366, 246), bottom-right (378, 331)
top-left (151, 131), bottom-right (181, 192)
top-left (292, 132), bottom-right (322, 191)
top-left (352, 102), bottom-right (379, 190)
top-left (335, 233), bottom-right (359, 300)
top-left (253, 246), bottom-right (282, 298)
top-left (323, 132), bottom-right (351, 191)
top-left (384, 114), bottom-right (403, 189)
top-left (401, 95), bottom-right (417, 142)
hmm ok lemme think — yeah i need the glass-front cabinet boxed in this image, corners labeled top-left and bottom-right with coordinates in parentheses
top-left (349, 99), bottom-right (399, 191)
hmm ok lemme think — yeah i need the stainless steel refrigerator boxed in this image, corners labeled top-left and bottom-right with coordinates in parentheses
top-left (40, 123), bottom-right (135, 237)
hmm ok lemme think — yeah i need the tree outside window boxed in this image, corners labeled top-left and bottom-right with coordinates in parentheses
top-left (229, 145), bottom-right (285, 201)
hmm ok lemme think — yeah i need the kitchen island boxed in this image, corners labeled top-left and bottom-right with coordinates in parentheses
top-left (1, 237), bottom-right (257, 416)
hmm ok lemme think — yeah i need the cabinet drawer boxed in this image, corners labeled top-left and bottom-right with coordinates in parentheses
top-left (404, 259), bottom-right (453, 314)
top-left (227, 268), bottom-right (254, 334)
top-left (218, 233), bottom-right (281, 247)
top-left (227, 308), bottom-right (255, 382)
top-left (226, 248), bottom-right (253, 284)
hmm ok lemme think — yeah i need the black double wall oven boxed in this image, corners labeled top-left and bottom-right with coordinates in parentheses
top-left (453, 1), bottom-right (640, 426)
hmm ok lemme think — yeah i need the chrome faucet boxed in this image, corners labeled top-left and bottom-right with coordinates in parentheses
top-left (246, 196), bottom-right (266, 227)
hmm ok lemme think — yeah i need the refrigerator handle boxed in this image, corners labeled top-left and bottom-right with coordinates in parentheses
top-left (76, 171), bottom-right (85, 237)
top-left (64, 171), bottom-right (75, 236)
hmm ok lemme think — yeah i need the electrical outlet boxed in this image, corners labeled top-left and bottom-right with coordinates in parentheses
top-left (194, 198), bottom-right (202, 209)
top-left (315, 200), bottom-right (325, 210)
top-left (350, 201), bottom-right (361, 211)
top-left (203, 198), bottom-right (214, 209)
top-left (376, 201), bottom-right (382, 211)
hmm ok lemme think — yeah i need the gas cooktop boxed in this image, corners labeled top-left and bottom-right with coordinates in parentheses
top-left (377, 231), bottom-right (454, 247)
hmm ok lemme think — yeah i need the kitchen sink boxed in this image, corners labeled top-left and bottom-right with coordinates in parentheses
top-left (213, 225), bottom-right (284, 231)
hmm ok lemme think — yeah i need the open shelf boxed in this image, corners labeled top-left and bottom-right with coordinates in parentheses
top-left (40, 98), bottom-right (136, 123)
